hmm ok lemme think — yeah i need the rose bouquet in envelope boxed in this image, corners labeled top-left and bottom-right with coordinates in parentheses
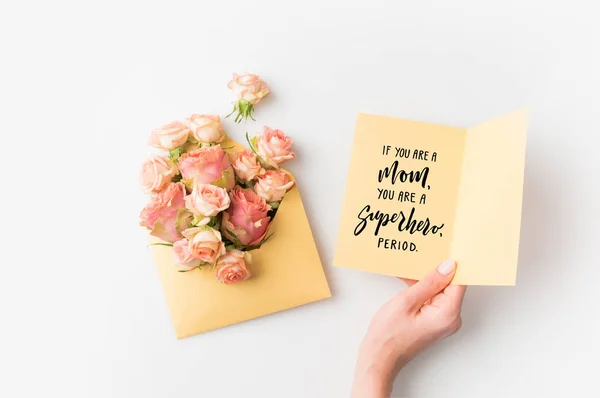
top-left (139, 74), bottom-right (330, 338)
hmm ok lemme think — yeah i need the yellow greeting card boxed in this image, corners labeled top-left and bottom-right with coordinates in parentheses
top-left (334, 109), bottom-right (528, 285)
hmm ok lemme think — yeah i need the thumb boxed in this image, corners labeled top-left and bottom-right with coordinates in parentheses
top-left (407, 260), bottom-right (456, 310)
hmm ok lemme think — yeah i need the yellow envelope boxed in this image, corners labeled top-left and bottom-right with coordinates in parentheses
top-left (149, 137), bottom-right (331, 338)
top-left (334, 109), bottom-right (528, 285)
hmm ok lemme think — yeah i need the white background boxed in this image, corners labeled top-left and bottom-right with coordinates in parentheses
top-left (1, 1), bottom-right (599, 397)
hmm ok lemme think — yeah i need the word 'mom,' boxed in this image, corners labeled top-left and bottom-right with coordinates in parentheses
top-left (378, 160), bottom-right (429, 189)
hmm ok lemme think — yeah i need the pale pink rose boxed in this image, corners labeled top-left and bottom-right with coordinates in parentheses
top-left (139, 182), bottom-right (186, 243)
top-left (173, 238), bottom-right (201, 271)
top-left (254, 170), bottom-right (295, 202)
top-left (182, 227), bottom-right (226, 265)
top-left (184, 114), bottom-right (225, 143)
top-left (215, 250), bottom-right (252, 284)
top-left (149, 121), bottom-right (190, 150)
top-left (185, 184), bottom-right (231, 217)
top-left (177, 145), bottom-right (235, 190)
top-left (227, 73), bottom-right (270, 105)
top-left (230, 149), bottom-right (265, 181)
top-left (221, 186), bottom-right (271, 246)
top-left (140, 155), bottom-right (177, 193)
top-left (256, 126), bottom-right (295, 168)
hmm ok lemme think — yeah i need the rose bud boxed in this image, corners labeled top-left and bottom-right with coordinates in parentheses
top-left (215, 250), bottom-right (252, 284)
top-left (184, 114), bottom-right (225, 144)
top-left (185, 184), bottom-right (231, 217)
top-left (173, 238), bottom-right (201, 271)
top-left (255, 126), bottom-right (295, 168)
top-left (230, 149), bottom-right (265, 181)
top-left (182, 227), bottom-right (226, 265)
top-left (140, 155), bottom-right (177, 194)
top-left (149, 121), bottom-right (190, 150)
top-left (254, 170), bottom-right (294, 202)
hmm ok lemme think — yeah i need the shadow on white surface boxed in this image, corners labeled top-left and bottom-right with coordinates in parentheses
top-left (393, 130), bottom-right (564, 396)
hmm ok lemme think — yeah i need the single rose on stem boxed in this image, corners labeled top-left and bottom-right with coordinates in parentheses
top-left (149, 121), bottom-right (190, 150)
top-left (182, 227), bottom-right (226, 265)
top-left (221, 186), bottom-right (271, 246)
top-left (178, 145), bottom-right (235, 190)
top-left (173, 238), bottom-right (202, 271)
top-left (140, 155), bottom-right (177, 194)
top-left (139, 182), bottom-right (187, 243)
top-left (254, 170), bottom-right (294, 202)
top-left (254, 126), bottom-right (295, 168)
top-left (230, 148), bottom-right (265, 181)
top-left (184, 114), bottom-right (225, 144)
top-left (226, 73), bottom-right (270, 123)
top-left (185, 183), bottom-right (231, 217)
top-left (216, 250), bottom-right (252, 284)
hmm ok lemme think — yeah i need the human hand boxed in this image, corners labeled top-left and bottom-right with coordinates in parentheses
top-left (351, 260), bottom-right (467, 398)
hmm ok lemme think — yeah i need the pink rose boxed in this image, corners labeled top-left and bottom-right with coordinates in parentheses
top-left (256, 127), bottom-right (295, 168)
top-left (177, 145), bottom-right (235, 190)
top-left (139, 182), bottom-right (186, 243)
top-left (184, 114), bottom-right (225, 144)
top-left (185, 184), bottom-right (231, 217)
top-left (173, 238), bottom-right (201, 271)
top-left (215, 250), bottom-right (252, 284)
top-left (254, 170), bottom-right (295, 202)
top-left (230, 149), bottom-right (265, 181)
top-left (227, 73), bottom-right (270, 105)
top-left (140, 155), bottom-right (177, 194)
top-left (149, 121), bottom-right (190, 150)
top-left (182, 227), bottom-right (226, 265)
top-left (221, 187), bottom-right (271, 246)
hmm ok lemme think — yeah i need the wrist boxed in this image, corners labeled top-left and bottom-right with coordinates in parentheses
top-left (352, 340), bottom-right (406, 398)
top-left (360, 335), bottom-right (411, 373)
top-left (351, 362), bottom-right (393, 398)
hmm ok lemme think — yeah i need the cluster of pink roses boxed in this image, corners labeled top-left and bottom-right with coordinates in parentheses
top-left (139, 74), bottom-right (296, 285)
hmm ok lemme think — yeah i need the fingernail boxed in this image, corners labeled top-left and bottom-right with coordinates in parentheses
top-left (437, 259), bottom-right (456, 275)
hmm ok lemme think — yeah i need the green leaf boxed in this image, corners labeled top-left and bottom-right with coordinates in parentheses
top-left (240, 233), bottom-right (275, 251)
top-left (225, 103), bottom-right (237, 119)
top-left (224, 228), bottom-right (242, 246)
top-left (149, 243), bottom-right (173, 247)
top-left (169, 148), bottom-right (182, 161)
top-left (246, 133), bottom-right (266, 166)
top-left (207, 215), bottom-right (221, 230)
top-left (191, 215), bottom-right (207, 227)
top-left (245, 132), bottom-right (256, 153)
